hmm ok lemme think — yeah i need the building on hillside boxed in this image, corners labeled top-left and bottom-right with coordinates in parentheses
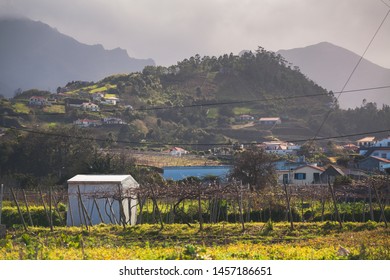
top-left (357, 137), bottom-right (376, 148)
top-left (236, 114), bottom-right (255, 122)
top-left (358, 156), bottom-right (390, 172)
top-left (73, 119), bottom-right (101, 128)
top-left (261, 141), bottom-right (301, 156)
top-left (66, 175), bottom-right (139, 226)
top-left (168, 147), bottom-right (189, 157)
top-left (102, 97), bottom-right (119, 105)
top-left (258, 117), bottom-right (281, 125)
top-left (102, 117), bottom-right (124, 125)
top-left (29, 96), bottom-right (51, 106)
top-left (374, 136), bottom-right (390, 147)
top-left (81, 102), bottom-right (99, 112)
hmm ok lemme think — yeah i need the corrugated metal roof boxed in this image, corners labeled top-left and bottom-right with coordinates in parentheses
top-left (67, 175), bottom-right (134, 183)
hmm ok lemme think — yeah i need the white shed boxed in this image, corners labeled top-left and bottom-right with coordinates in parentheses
top-left (66, 175), bottom-right (139, 227)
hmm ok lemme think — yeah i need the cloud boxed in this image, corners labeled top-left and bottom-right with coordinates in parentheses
top-left (1, 0), bottom-right (389, 67)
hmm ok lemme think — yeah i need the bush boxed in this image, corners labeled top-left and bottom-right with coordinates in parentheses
top-left (1, 206), bottom-right (66, 227)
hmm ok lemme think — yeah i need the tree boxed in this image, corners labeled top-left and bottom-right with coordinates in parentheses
top-left (230, 146), bottom-right (277, 191)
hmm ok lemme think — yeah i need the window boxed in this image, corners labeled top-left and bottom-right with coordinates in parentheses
top-left (382, 153), bottom-right (387, 159)
top-left (373, 152), bottom-right (379, 156)
top-left (294, 173), bottom-right (306, 180)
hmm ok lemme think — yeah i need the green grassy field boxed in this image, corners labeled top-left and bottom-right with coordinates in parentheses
top-left (0, 222), bottom-right (388, 260)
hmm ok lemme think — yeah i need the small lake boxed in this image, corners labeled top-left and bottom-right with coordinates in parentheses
top-left (162, 165), bottom-right (232, 181)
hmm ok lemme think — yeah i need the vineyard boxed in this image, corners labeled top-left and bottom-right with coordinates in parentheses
top-left (0, 177), bottom-right (389, 260)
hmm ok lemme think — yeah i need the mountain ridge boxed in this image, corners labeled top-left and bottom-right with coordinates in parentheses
top-left (0, 17), bottom-right (155, 97)
top-left (277, 41), bottom-right (390, 108)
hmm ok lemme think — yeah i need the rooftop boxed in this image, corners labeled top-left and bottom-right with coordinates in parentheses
top-left (67, 174), bottom-right (133, 183)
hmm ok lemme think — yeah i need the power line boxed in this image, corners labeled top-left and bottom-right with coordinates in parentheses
top-left (309, 7), bottom-right (390, 144)
top-left (2, 85), bottom-right (390, 117)
top-left (4, 125), bottom-right (390, 147)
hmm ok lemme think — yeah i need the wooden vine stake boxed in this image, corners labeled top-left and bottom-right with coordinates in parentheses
top-left (38, 187), bottom-right (52, 231)
top-left (283, 183), bottom-right (294, 230)
top-left (22, 189), bottom-right (34, 227)
top-left (328, 182), bottom-right (342, 229)
top-left (9, 187), bottom-right (28, 232)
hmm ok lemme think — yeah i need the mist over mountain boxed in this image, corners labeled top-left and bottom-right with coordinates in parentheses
top-left (0, 17), bottom-right (155, 97)
top-left (277, 42), bottom-right (390, 109)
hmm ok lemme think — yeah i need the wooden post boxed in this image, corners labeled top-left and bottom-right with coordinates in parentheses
top-left (93, 198), bottom-right (104, 224)
top-left (68, 199), bottom-right (74, 226)
top-left (283, 184), bottom-right (294, 230)
top-left (77, 186), bottom-right (92, 228)
top-left (10, 187), bottom-right (28, 232)
top-left (38, 187), bottom-right (51, 230)
top-left (237, 183), bottom-right (245, 232)
top-left (328, 182), bottom-right (342, 229)
top-left (149, 184), bottom-right (164, 230)
top-left (49, 186), bottom-right (53, 231)
top-left (22, 189), bottom-right (34, 227)
top-left (373, 186), bottom-right (388, 228)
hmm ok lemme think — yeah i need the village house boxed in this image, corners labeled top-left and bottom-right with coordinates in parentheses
top-left (236, 114), bottom-right (255, 122)
top-left (168, 147), bottom-right (189, 157)
top-left (261, 141), bottom-right (301, 156)
top-left (102, 96), bottom-right (119, 106)
top-left (319, 165), bottom-right (367, 184)
top-left (28, 96), bottom-right (51, 107)
top-left (258, 117), bottom-right (282, 125)
top-left (277, 165), bottom-right (324, 185)
top-left (358, 136), bottom-right (390, 159)
top-left (73, 119), bottom-right (101, 128)
top-left (81, 102), bottom-right (99, 112)
top-left (102, 117), bottom-right (124, 125)
top-left (357, 136), bottom-right (376, 149)
top-left (358, 156), bottom-right (390, 172)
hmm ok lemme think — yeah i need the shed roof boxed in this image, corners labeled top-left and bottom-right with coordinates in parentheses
top-left (67, 174), bottom-right (134, 184)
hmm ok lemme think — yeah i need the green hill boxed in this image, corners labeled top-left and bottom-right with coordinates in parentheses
top-left (2, 46), bottom-right (389, 149)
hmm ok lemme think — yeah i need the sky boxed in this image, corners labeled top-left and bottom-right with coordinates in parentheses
top-left (1, 0), bottom-right (390, 68)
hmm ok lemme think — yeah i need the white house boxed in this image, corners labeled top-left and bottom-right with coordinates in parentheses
top-left (103, 117), bottom-right (124, 125)
top-left (237, 115), bottom-right (254, 122)
top-left (102, 97), bottom-right (119, 105)
top-left (278, 165), bottom-right (324, 185)
top-left (357, 136), bottom-right (376, 148)
top-left (81, 102), bottom-right (99, 112)
top-left (168, 147), bottom-right (188, 156)
top-left (262, 141), bottom-right (301, 156)
top-left (29, 96), bottom-right (51, 106)
top-left (374, 136), bottom-right (390, 148)
top-left (259, 117), bottom-right (281, 125)
top-left (66, 175), bottom-right (139, 226)
top-left (73, 119), bottom-right (101, 128)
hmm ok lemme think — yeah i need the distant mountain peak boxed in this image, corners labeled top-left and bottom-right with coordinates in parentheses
top-left (0, 17), bottom-right (155, 97)
top-left (277, 42), bottom-right (390, 108)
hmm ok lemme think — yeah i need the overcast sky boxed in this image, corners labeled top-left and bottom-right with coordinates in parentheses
top-left (1, 0), bottom-right (390, 68)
